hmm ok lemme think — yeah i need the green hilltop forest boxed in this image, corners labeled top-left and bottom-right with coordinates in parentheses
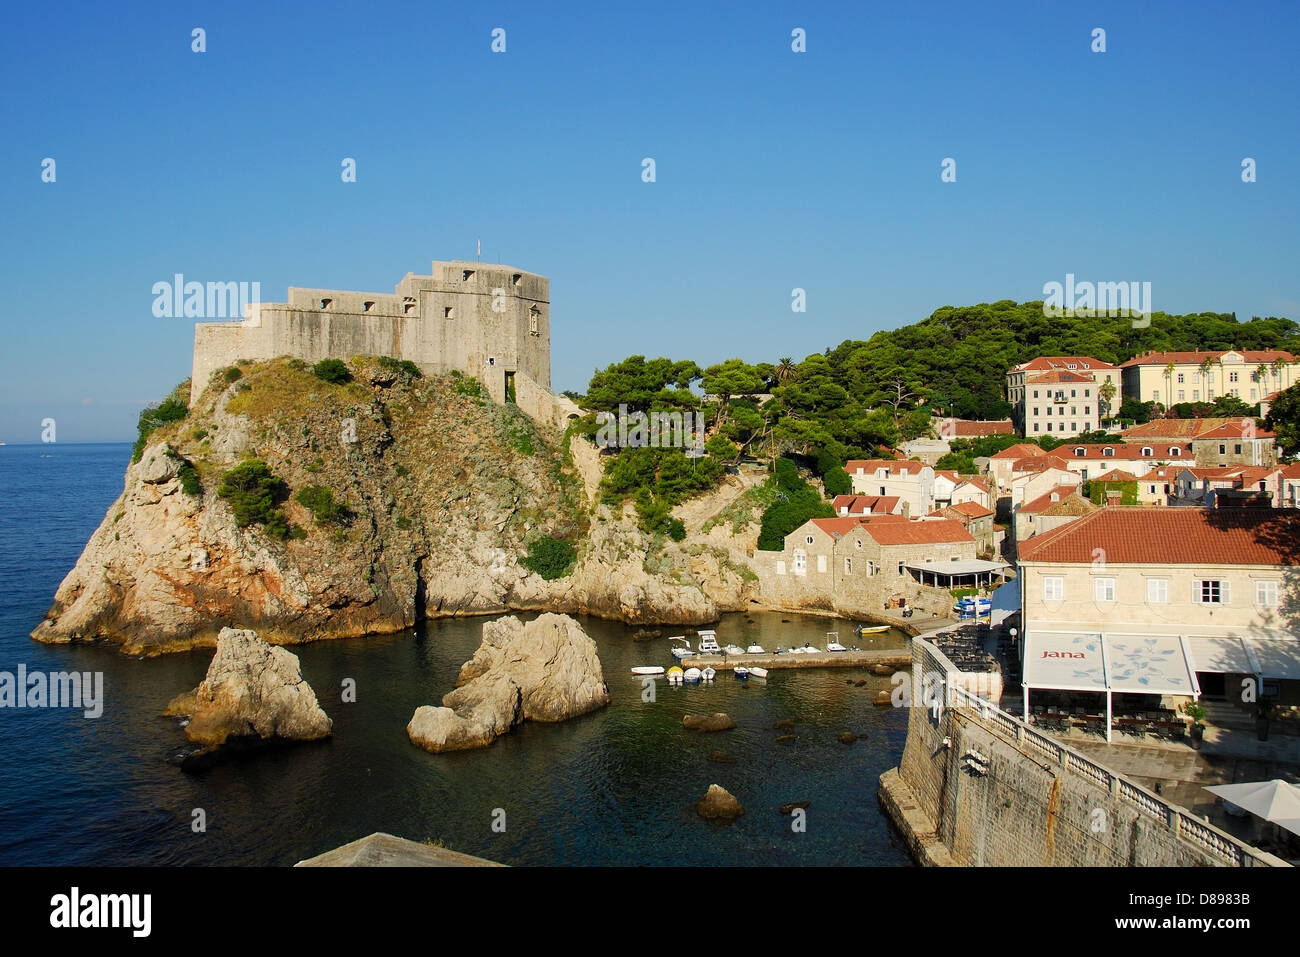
top-left (571, 302), bottom-right (1300, 538)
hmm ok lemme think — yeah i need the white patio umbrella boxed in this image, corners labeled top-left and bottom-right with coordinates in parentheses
top-left (1203, 780), bottom-right (1300, 837)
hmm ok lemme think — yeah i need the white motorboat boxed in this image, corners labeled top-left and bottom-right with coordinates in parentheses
top-left (683, 667), bottom-right (702, 683)
top-left (748, 666), bottom-right (769, 679)
top-left (746, 643), bottom-right (765, 654)
top-left (800, 644), bottom-right (821, 654)
top-left (733, 666), bottom-right (749, 678)
top-left (631, 666), bottom-right (664, 676)
top-left (724, 644), bottom-right (746, 656)
top-left (825, 632), bottom-right (847, 652)
top-left (669, 636), bottom-right (694, 660)
top-left (696, 630), bottom-right (721, 654)
top-left (666, 666), bottom-right (684, 685)
top-left (701, 667), bottom-right (717, 681)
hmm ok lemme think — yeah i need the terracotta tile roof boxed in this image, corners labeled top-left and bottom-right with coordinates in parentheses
top-left (809, 517), bottom-right (870, 538)
top-left (862, 517), bottom-right (974, 546)
top-left (1017, 508), bottom-right (1300, 565)
top-left (1092, 468), bottom-right (1138, 482)
top-left (1123, 418), bottom-right (1247, 440)
top-left (945, 501), bottom-right (994, 519)
top-left (844, 459), bottom-right (928, 477)
top-left (1119, 350), bottom-right (1296, 368)
top-left (1012, 356), bottom-right (1119, 372)
top-left (831, 494), bottom-right (900, 514)
top-left (1025, 370), bottom-right (1097, 384)
top-left (1194, 422), bottom-right (1275, 440)
top-left (1045, 443), bottom-right (1191, 462)
top-left (938, 418), bottom-right (1015, 437)
top-left (1011, 458), bottom-right (1063, 473)
top-left (1281, 463), bottom-right (1300, 479)
top-left (1020, 485), bottom-right (1095, 515)
top-left (991, 443), bottom-right (1047, 460)
top-left (958, 476), bottom-right (991, 493)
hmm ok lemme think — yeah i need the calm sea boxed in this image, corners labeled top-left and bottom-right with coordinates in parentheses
top-left (0, 443), bottom-right (912, 866)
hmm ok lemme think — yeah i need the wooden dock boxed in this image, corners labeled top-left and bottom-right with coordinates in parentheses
top-left (678, 649), bottom-right (910, 671)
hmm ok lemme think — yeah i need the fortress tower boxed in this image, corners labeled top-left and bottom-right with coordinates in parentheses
top-left (191, 261), bottom-right (554, 414)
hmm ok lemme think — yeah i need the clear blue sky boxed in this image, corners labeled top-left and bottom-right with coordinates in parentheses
top-left (2, 0), bottom-right (1296, 442)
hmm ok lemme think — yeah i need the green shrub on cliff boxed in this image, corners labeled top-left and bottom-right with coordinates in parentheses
top-left (217, 459), bottom-right (290, 539)
top-left (520, 536), bottom-right (576, 580)
top-left (757, 457), bottom-right (834, 550)
top-left (311, 358), bottom-right (352, 384)
top-left (294, 484), bottom-right (352, 525)
top-left (131, 388), bottom-right (190, 462)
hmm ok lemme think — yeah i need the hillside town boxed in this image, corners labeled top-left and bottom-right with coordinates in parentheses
top-left (751, 349), bottom-right (1300, 861)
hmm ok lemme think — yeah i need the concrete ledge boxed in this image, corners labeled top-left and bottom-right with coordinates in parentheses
top-left (295, 832), bottom-right (504, 867)
top-left (878, 768), bottom-right (953, 867)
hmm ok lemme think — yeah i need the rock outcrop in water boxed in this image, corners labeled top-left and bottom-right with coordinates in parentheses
top-left (32, 360), bottom-right (760, 655)
top-left (697, 784), bottom-right (744, 820)
top-left (165, 626), bottom-right (332, 748)
top-left (407, 613), bottom-right (608, 753)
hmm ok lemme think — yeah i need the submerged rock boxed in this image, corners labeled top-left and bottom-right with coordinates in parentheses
top-left (839, 732), bottom-right (858, 744)
top-left (697, 784), bottom-right (743, 820)
top-left (873, 691), bottom-right (893, 707)
top-left (779, 801), bottom-right (811, 815)
top-left (166, 627), bottom-right (332, 749)
top-left (772, 719), bottom-right (795, 731)
top-left (407, 613), bottom-right (608, 753)
top-left (775, 734), bottom-right (796, 744)
top-left (682, 713), bottom-right (735, 732)
top-left (706, 751), bottom-right (736, 763)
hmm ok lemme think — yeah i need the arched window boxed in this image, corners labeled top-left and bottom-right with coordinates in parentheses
top-left (1103, 447), bottom-right (1115, 456)
top-left (1141, 447), bottom-right (1153, 456)
top-left (1074, 447), bottom-right (1086, 456)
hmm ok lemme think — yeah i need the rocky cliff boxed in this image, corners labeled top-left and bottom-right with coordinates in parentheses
top-left (33, 358), bottom-right (759, 654)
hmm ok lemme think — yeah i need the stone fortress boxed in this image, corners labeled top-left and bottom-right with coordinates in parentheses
top-left (191, 260), bottom-right (579, 429)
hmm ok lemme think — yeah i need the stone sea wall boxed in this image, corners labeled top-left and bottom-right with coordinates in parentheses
top-left (879, 639), bottom-right (1285, 867)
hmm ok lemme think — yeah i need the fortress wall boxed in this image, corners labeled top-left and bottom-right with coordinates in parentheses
top-left (883, 639), bottom-right (1283, 867)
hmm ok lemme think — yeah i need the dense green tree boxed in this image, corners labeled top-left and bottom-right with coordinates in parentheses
top-left (1265, 383), bottom-right (1300, 457)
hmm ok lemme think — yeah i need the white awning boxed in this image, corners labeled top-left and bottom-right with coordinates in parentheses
top-left (1250, 639), bottom-right (1300, 680)
top-left (1189, 637), bottom-right (1253, 674)
top-left (903, 559), bottom-right (1008, 575)
top-left (1023, 633), bottom-right (1107, 692)
top-left (1187, 636), bottom-right (1300, 679)
top-left (1105, 634), bottom-right (1198, 696)
top-left (1024, 632), bottom-right (1198, 696)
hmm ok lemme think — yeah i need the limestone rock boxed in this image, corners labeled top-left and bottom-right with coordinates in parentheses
top-left (873, 690), bottom-right (893, 707)
top-left (697, 784), bottom-right (744, 820)
top-left (780, 801), bottom-right (811, 815)
top-left (407, 613), bottom-right (607, 753)
top-left (172, 627), bottom-right (332, 748)
top-left (683, 713), bottom-right (735, 732)
top-left (138, 442), bottom-right (179, 484)
top-left (839, 731), bottom-right (858, 744)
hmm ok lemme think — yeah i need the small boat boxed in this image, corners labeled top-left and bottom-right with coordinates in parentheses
top-left (669, 636), bottom-right (694, 660)
top-left (825, 632), bottom-right (847, 652)
top-left (733, 666), bottom-right (749, 679)
top-left (748, 666), bottom-right (769, 679)
top-left (631, 666), bottom-right (664, 676)
top-left (683, 667), bottom-right (702, 683)
top-left (666, 666), bottom-right (684, 685)
top-left (724, 644), bottom-right (746, 656)
top-left (701, 667), bottom-right (717, 681)
top-left (856, 624), bottom-right (890, 635)
top-left (801, 644), bottom-right (821, 654)
top-left (746, 644), bottom-right (765, 654)
top-left (696, 630), bottom-right (721, 654)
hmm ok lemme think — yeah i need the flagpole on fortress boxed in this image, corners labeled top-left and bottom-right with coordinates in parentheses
top-left (476, 238), bottom-right (480, 261)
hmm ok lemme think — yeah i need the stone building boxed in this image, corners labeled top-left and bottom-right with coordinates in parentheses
top-left (755, 514), bottom-right (984, 615)
top-left (1005, 356), bottom-right (1121, 436)
top-left (190, 260), bottom-right (573, 427)
top-left (1119, 349), bottom-right (1296, 406)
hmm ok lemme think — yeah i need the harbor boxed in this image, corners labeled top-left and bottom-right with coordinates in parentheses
top-left (673, 648), bottom-right (909, 672)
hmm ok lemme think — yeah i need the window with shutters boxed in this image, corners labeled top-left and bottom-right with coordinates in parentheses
top-left (1256, 580), bottom-right (1279, 607)
top-left (1196, 579), bottom-right (1226, 604)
